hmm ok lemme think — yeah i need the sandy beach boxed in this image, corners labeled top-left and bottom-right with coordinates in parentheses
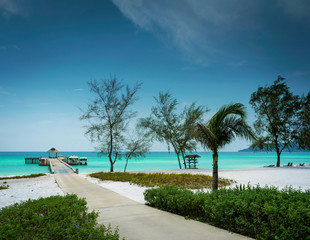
top-left (82, 166), bottom-right (310, 203)
top-left (0, 174), bottom-right (64, 209)
top-left (1, 166), bottom-right (309, 208)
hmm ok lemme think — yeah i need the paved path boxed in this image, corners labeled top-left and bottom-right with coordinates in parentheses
top-left (50, 158), bottom-right (75, 174)
top-left (54, 173), bottom-right (252, 240)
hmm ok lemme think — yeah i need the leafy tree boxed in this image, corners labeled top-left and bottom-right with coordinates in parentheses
top-left (249, 76), bottom-right (308, 167)
top-left (81, 76), bottom-right (142, 172)
top-left (139, 91), bottom-right (208, 168)
top-left (297, 92), bottom-right (310, 149)
top-left (195, 103), bottom-right (255, 190)
top-left (124, 129), bottom-right (151, 172)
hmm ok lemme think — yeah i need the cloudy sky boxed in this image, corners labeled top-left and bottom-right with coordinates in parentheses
top-left (0, 0), bottom-right (309, 151)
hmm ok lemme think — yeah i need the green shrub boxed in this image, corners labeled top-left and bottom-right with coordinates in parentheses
top-left (90, 172), bottom-right (233, 189)
top-left (144, 185), bottom-right (310, 240)
top-left (0, 194), bottom-right (123, 240)
top-left (0, 184), bottom-right (9, 190)
top-left (90, 172), bottom-right (134, 183)
top-left (0, 174), bottom-right (46, 180)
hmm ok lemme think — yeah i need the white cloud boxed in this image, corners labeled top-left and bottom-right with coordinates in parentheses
top-left (38, 120), bottom-right (54, 125)
top-left (115, 1), bottom-right (220, 66)
top-left (181, 66), bottom-right (198, 71)
top-left (0, 86), bottom-right (11, 95)
top-left (291, 71), bottom-right (310, 77)
top-left (227, 60), bottom-right (247, 67)
top-left (278, 0), bottom-right (310, 19)
top-left (0, 0), bottom-right (25, 18)
top-left (112, 0), bottom-right (264, 66)
top-left (0, 44), bottom-right (20, 51)
top-left (112, 0), bottom-right (310, 66)
top-left (181, 102), bottom-right (190, 107)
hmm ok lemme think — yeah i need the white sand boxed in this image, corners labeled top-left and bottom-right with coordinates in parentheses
top-left (1, 166), bottom-right (309, 208)
top-left (81, 165), bottom-right (310, 204)
top-left (0, 174), bottom-right (64, 209)
top-left (82, 174), bottom-right (150, 204)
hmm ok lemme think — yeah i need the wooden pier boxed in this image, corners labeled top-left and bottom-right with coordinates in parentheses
top-left (24, 148), bottom-right (77, 174)
top-left (25, 157), bottom-right (40, 164)
top-left (24, 156), bottom-right (77, 174)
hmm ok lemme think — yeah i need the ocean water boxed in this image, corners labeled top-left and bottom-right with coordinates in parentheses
top-left (0, 152), bottom-right (309, 176)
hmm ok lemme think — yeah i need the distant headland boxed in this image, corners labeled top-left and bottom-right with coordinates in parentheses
top-left (239, 145), bottom-right (310, 152)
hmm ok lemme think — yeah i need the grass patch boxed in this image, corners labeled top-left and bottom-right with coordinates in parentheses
top-left (0, 194), bottom-right (123, 240)
top-left (144, 185), bottom-right (310, 240)
top-left (90, 172), bottom-right (234, 189)
top-left (0, 184), bottom-right (9, 190)
top-left (0, 173), bottom-right (46, 180)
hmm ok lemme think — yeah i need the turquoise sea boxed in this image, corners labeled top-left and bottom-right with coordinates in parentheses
top-left (0, 152), bottom-right (309, 177)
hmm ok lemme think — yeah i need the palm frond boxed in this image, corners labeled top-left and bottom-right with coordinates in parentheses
top-left (195, 103), bottom-right (255, 151)
top-left (194, 123), bottom-right (217, 151)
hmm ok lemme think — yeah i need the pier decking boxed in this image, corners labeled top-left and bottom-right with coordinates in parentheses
top-left (49, 158), bottom-right (75, 174)
top-left (24, 157), bottom-right (76, 174)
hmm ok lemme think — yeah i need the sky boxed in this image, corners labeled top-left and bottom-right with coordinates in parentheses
top-left (0, 0), bottom-right (309, 152)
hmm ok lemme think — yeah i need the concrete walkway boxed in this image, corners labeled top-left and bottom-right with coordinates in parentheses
top-left (54, 173), bottom-right (252, 240)
top-left (50, 158), bottom-right (75, 174)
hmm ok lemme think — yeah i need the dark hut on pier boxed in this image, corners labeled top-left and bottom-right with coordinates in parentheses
top-left (184, 154), bottom-right (200, 169)
top-left (47, 148), bottom-right (59, 158)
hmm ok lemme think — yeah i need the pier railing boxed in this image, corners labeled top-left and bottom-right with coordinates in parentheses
top-left (25, 157), bottom-right (40, 164)
top-left (60, 160), bottom-right (76, 173)
top-left (49, 160), bottom-right (55, 174)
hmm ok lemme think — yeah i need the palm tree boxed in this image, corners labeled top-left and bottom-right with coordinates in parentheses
top-left (195, 103), bottom-right (255, 190)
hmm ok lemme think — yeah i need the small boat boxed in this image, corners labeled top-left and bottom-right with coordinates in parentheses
top-left (68, 156), bottom-right (80, 165)
top-left (80, 157), bottom-right (87, 165)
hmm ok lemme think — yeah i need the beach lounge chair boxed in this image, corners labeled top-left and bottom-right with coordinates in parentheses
top-left (284, 162), bottom-right (291, 167)
top-left (299, 163), bottom-right (304, 166)
top-left (264, 164), bottom-right (275, 167)
top-left (289, 162), bottom-right (293, 166)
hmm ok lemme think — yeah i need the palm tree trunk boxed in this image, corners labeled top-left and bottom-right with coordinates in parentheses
top-left (212, 151), bottom-right (218, 190)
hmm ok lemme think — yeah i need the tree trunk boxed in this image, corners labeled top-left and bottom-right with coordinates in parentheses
top-left (274, 135), bottom-right (281, 167)
top-left (276, 150), bottom-right (281, 167)
top-left (109, 157), bottom-right (114, 172)
top-left (124, 153), bottom-right (132, 172)
top-left (176, 153), bottom-right (182, 169)
top-left (212, 151), bottom-right (218, 190)
top-left (275, 138), bottom-right (281, 167)
top-left (124, 158), bottom-right (128, 172)
top-left (172, 143), bottom-right (182, 169)
top-left (181, 151), bottom-right (187, 169)
top-left (109, 130), bottom-right (114, 172)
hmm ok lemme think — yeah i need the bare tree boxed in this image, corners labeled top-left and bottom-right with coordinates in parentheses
top-left (297, 92), bottom-right (310, 150)
top-left (139, 91), bottom-right (208, 168)
top-left (124, 129), bottom-right (151, 172)
top-left (81, 76), bottom-right (142, 172)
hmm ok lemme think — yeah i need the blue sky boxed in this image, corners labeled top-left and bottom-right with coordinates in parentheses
top-left (0, 0), bottom-right (309, 151)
